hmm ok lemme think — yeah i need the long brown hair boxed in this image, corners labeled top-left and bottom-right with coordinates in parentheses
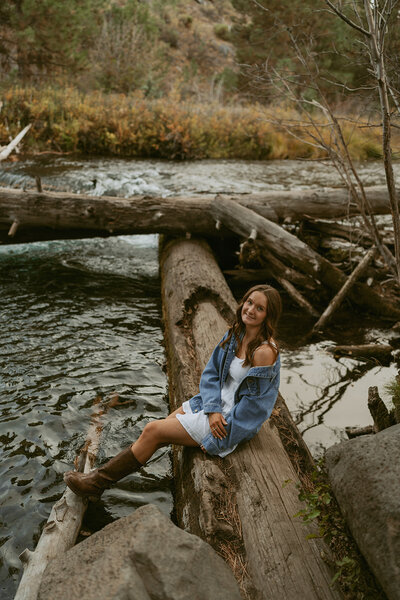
top-left (221, 285), bottom-right (282, 366)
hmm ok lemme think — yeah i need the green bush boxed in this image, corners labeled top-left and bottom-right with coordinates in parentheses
top-left (214, 23), bottom-right (231, 41)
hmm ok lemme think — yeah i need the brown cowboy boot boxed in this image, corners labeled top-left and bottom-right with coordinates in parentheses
top-left (64, 446), bottom-right (142, 500)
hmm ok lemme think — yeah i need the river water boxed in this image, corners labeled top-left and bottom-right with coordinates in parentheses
top-left (1, 157), bottom-right (399, 599)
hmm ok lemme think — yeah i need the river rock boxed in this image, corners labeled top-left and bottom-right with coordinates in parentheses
top-left (38, 503), bottom-right (241, 600)
top-left (325, 424), bottom-right (400, 600)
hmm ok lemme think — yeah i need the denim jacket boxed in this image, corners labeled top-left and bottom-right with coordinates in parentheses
top-left (188, 331), bottom-right (280, 455)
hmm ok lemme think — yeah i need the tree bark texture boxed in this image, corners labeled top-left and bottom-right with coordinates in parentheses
top-left (160, 237), bottom-right (342, 600)
top-left (211, 196), bottom-right (400, 320)
top-left (0, 185), bottom-right (394, 243)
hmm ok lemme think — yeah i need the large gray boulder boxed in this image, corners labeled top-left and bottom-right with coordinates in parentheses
top-left (38, 503), bottom-right (241, 600)
top-left (325, 424), bottom-right (400, 600)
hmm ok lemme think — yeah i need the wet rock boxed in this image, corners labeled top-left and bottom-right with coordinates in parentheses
top-left (325, 424), bottom-right (400, 600)
top-left (38, 504), bottom-right (241, 600)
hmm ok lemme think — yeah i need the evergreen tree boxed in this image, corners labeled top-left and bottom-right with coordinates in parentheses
top-left (0, 0), bottom-right (104, 79)
top-left (229, 0), bottom-right (371, 102)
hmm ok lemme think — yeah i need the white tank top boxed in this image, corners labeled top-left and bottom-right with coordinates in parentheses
top-left (220, 356), bottom-right (250, 417)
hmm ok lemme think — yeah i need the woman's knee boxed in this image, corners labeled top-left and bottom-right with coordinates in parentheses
top-left (141, 420), bottom-right (164, 444)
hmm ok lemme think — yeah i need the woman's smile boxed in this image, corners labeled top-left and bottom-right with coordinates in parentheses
top-left (241, 291), bottom-right (267, 328)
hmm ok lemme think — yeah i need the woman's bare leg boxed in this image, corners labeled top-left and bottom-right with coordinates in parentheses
top-left (131, 417), bottom-right (198, 464)
top-left (166, 406), bottom-right (185, 419)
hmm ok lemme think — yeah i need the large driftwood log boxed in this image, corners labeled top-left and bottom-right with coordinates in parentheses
top-left (14, 394), bottom-right (113, 600)
top-left (0, 185), bottom-right (394, 244)
top-left (160, 237), bottom-right (341, 600)
top-left (211, 196), bottom-right (400, 320)
top-left (0, 188), bottom-right (218, 243)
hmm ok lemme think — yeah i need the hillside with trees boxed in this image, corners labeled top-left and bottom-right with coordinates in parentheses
top-left (0, 0), bottom-right (399, 160)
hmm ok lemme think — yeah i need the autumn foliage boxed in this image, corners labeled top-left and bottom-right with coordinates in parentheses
top-left (0, 86), bottom-right (384, 161)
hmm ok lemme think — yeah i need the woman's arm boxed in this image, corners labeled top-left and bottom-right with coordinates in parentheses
top-left (198, 332), bottom-right (229, 414)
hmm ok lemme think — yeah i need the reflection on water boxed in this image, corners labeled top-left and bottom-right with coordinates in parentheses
top-left (281, 347), bottom-right (398, 456)
top-left (0, 234), bottom-right (170, 600)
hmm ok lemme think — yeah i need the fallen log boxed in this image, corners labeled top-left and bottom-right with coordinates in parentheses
top-left (0, 124), bottom-right (32, 161)
top-left (234, 187), bottom-right (392, 220)
top-left (0, 188), bottom-right (218, 243)
top-left (312, 248), bottom-right (377, 334)
top-left (328, 344), bottom-right (393, 363)
top-left (14, 393), bottom-right (114, 600)
top-left (224, 263), bottom-right (318, 292)
top-left (277, 276), bottom-right (319, 317)
top-left (160, 237), bottom-right (341, 600)
top-left (302, 217), bottom-right (393, 247)
top-left (0, 185), bottom-right (394, 244)
top-left (211, 196), bottom-right (400, 320)
top-left (260, 247), bottom-right (319, 291)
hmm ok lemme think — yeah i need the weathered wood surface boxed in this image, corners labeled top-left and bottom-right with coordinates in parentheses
top-left (0, 185), bottom-right (394, 243)
top-left (0, 188), bottom-right (217, 243)
top-left (14, 395), bottom-right (111, 600)
top-left (212, 196), bottom-right (400, 319)
top-left (276, 275), bottom-right (319, 317)
top-left (160, 237), bottom-right (342, 600)
top-left (0, 124), bottom-right (32, 161)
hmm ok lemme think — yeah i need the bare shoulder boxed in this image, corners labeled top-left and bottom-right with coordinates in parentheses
top-left (253, 342), bottom-right (277, 367)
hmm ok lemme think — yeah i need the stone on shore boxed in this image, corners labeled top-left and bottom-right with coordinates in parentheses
top-left (38, 504), bottom-right (242, 600)
top-left (325, 424), bottom-right (400, 600)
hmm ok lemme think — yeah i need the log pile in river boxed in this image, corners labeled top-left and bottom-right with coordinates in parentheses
top-left (160, 236), bottom-right (342, 600)
top-left (1, 183), bottom-right (399, 327)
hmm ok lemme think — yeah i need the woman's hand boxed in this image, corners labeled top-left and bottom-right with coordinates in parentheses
top-left (208, 412), bottom-right (227, 440)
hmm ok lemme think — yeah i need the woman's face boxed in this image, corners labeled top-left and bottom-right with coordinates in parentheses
top-left (241, 291), bottom-right (267, 329)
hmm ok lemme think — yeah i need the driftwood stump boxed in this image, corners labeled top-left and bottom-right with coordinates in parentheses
top-left (160, 237), bottom-right (342, 600)
top-left (368, 386), bottom-right (396, 431)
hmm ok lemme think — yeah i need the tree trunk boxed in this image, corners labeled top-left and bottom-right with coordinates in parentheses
top-left (211, 196), bottom-right (400, 320)
top-left (160, 236), bottom-right (342, 600)
top-left (0, 185), bottom-right (394, 244)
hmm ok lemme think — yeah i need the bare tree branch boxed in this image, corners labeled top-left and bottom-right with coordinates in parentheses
top-left (325, 0), bottom-right (371, 36)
